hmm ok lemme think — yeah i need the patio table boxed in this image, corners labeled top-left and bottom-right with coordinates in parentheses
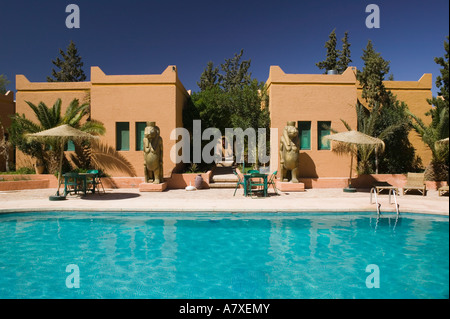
top-left (243, 173), bottom-right (268, 197)
top-left (63, 173), bottom-right (96, 196)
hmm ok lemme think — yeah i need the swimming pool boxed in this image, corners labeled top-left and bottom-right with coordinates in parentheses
top-left (0, 212), bottom-right (448, 299)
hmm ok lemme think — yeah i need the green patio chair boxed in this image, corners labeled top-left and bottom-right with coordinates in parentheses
top-left (268, 170), bottom-right (278, 195)
top-left (233, 169), bottom-right (245, 196)
top-left (87, 169), bottom-right (105, 194)
top-left (64, 172), bottom-right (81, 196)
top-left (248, 175), bottom-right (265, 197)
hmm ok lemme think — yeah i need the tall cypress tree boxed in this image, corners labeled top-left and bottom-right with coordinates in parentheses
top-left (316, 29), bottom-right (338, 73)
top-left (0, 74), bottom-right (10, 94)
top-left (197, 61), bottom-right (220, 91)
top-left (47, 41), bottom-right (86, 82)
top-left (337, 31), bottom-right (352, 74)
top-left (357, 40), bottom-right (419, 173)
top-left (357, 40), bottom-right (391, 109)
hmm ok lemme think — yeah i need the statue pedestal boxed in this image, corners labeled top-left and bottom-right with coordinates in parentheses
top-left (276, 181), bottom-right (305, 192)
top-left (139, 182), bottom-right (167, 192)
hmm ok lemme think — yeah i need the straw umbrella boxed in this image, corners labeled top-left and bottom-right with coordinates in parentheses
top-left (27, 124), bottom-right (98, 198)
top-left (324, 130), bottom-right (385, 192)
top-left (436, 137), bottom-right (449, 145)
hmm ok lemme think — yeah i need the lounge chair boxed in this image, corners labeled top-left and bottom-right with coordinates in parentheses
top-left (373, 181), bottom-right (399, 195)
top-left (438, 185), bottom-right (449, 196)
top-left (402, 172), bottom-right (426, 196)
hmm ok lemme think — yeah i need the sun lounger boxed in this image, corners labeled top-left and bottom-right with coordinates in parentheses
top-left (402, 172), bottom-right (426, 196)
top-left (438, 185), bottom-right (449, 196)
top-left (373, 181), bottom-right (399, 195)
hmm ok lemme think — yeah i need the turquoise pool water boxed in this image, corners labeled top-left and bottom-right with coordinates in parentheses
top-left (0, 212), bottom-right (448, 299)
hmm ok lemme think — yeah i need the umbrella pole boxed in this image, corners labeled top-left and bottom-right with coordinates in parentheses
top-left (56, 142), bottom-right (64, 196)
top-left (349, 151), bottom-right (353, 188)
top-left (344, 146), bottom-right (357, 192)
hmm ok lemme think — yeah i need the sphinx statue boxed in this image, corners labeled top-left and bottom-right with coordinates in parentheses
top-left (280, 121), bottom-right (299, 183)
top-left (143, 122), bottom-right (163, 184)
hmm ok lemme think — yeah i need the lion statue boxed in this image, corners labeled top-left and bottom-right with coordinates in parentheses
top-left (280, 121), bottom-right (299, 183)
top-left (143, 122), bottom-right (163, 184)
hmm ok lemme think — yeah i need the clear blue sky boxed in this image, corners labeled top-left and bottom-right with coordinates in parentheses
top-left (0, 0), bottom-right (448, 95)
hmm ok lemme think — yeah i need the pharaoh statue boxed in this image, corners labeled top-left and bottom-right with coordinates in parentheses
top-left (280, 121), bottom-right (300, 183)
top-left (143, 121), bottom-right (163, 184)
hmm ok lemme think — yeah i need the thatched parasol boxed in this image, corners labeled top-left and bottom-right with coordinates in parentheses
top-left (436, 137), bottom-right (449, 145)
top-left (27, 124), bottom-right (98, 198)
top-left (324, 130), bottom-right (385, 191)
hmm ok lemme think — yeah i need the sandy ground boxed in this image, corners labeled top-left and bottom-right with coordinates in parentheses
top-left (0, 187), bottom-right (448, 215)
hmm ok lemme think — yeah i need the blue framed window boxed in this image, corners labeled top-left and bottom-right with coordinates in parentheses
top-left (116, 122), bottom-right (130, 151)
top-left (318, 121), bottom-right (331, 150)
top-left (135, 122), bottom-right (146, 151)
top-left (298, 121), bottom-right (311, 150)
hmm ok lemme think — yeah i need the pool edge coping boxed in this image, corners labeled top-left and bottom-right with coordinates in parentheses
top-left (0, 207), bottom-right (448, 216)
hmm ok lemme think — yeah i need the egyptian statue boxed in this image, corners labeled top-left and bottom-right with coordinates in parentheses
top-left (280, 121), bottom-right (299, 183)
top-left (143, 121), bottom-right (163, 184)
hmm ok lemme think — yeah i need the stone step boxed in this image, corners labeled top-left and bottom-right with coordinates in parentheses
top-left (209, 182), bottom-right (237, 189)
top-left (212, 175), bottom-right (238, 182)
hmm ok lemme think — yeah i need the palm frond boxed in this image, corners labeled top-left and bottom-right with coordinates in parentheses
top-left (80, 119), bottom-right (106, 136)
top-left (90, 141), bottom-right (136, 176)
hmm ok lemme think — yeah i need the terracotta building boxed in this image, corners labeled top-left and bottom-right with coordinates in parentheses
top-left (266, 66), bottom-right (432, 184)
top-left (0, 91), bottom-right (15, 171)
top-left (11, 65), bottom-right (432, 183)
top-left (15, 66), bottom-right (188, 178)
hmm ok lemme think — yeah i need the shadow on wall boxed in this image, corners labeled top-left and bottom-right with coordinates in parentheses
top-left (68, 141), bottom-right (137, 178)
top-left (297, 153), bottom-right (318, 188)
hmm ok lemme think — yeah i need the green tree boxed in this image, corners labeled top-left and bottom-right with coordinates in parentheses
top-left (47, 41), bottom-right (87, 82)
top-left (9, 98), bottom-right (105, 173)
top-left (190, 50), bottom-right (270, 168)
top-left (337, 31), bottom-right (352, 74)
top-left (197, 61), bottom-right (220, 91)
top-left (0, 119), bottom-right (11, 171)
top-left (219, 49), bottom-right (252, 92)
top-left (336, 102), bottom-right (402, 174)
top-left (357, 40), bottom-right (419, 173)
top-left (357, 40), bottom-right (391, 109)
top-left (0, 74), bottom-right (10, 94)
top-left (316, 29), bottom-right (339, 73)
top-left (409, 36), bottom-right (449, 181)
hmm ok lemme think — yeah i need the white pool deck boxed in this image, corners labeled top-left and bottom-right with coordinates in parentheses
top-left (0, 187), bottom-right (448, 216)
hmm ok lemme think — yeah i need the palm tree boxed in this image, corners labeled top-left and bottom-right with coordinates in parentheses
top-left (335, 102), bottom-right (405, 174)
top-left (9, 98), bottom-right (105, 173)
top-left (409, 107), bottom-right (449, 181)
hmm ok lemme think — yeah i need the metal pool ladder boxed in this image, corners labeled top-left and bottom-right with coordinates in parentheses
top-left (370, 188), bottom-right (381, 215)
top-left (389, 188), bottom-right (400, 216)
top-left (370, 187), bottom-right (400, 216)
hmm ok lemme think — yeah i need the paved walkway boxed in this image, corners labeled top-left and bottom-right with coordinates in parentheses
top-left (0, 187), bottom-right (448, 215)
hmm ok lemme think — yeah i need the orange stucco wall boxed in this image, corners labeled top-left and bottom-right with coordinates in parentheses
top-left (14, 64), bottom-right (433, 180)
top-left (0, 91), bottom-right (15, 171)
top-left (15, 75), bottom-right (90, 168)
top-left (268, 66), bottom-right (434, 179)
top-left (15, 66), bottom-right (189, 177)
top-left (382, 74), bottom-right (432, 166)
top-left (89, 66), bottom-right (188, 177)
top-left (356, 74), bottom-right (433, 166)
top-left (266, 66), bottom-right (358, 178)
